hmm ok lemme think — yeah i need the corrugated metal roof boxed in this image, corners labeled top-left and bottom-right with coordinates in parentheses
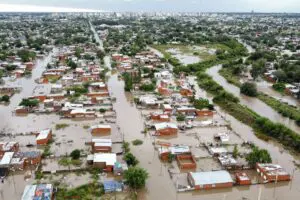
top-left (190, 171), bottom-right (233, 185)
top-left (93, 153), bottom-right (116, 166)
top-left (0, 152), bottom-right (14, 165)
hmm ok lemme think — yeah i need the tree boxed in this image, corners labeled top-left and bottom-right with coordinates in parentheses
top-left (246, 147), bottom-right (272, 167)
top-left (272, 83), bottom-right (285, 93)
top-left (97, 50), bottom-right (105, 60)
top-left (70, 149), bottom-right (81, 160)
top-left (19, 98), bottom-right (39, 107)
top-left (139, 83), bottom-right (155, 92)
top-left (273, 70), bottom-right (287, 82)
top-left (250, 59), bottom-right (266, 80)
top-left (176, 114), bottom-right (185, 122)
top-left (240, 82), bottom-right (258, 97)
top-left (122, 142), bottom-right (130, 153)
top-left (124, 167), bottom-right (149, 190)
top-left (233, 145), bottom-right (238, 159)
top-left (0, 95), bottom-right (10, 103)
top-left (123, 73), bottom-right (133, 92)
top-left (193, 98), bottom-right (212, 110)
top-left (124, 152), bottom-right (139, 166)
top-left (67, 59), bottom-right (77, 70)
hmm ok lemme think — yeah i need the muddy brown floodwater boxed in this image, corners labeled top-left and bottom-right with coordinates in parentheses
top-left (108, 71), bottom-right (300, 200)
top-left (207, 65), bottom-right (300, 134)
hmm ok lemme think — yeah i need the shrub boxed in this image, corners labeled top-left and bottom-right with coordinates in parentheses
top-left (132, 139), bottom-right (143, 146)
top-left (0, 95), bottom-right (10, 102)
top-left (19, 98), bottom-right (39, 107)
top-left (99, 108), bottom-right (106, 113)
top-left (272, 82), bottom-right (286, 93)
top-left (124, 152), bottom-right (139, 166)
top-left (70, 149), bottom-right (81, 160)
top-left (122, 142), bottom-right (130, 153)
top-left (139, 83), bottom-right (155, 92)
top-left (124, 167), bottom-right (149, 190)
top-left (176, 114), bottom-right (185, 121)
top-left (240, 82), bottom-right (258, 97)
top-left (55, 123), bottom-right (69, 130)
top-left (246, 147), bottom-right (272, 167)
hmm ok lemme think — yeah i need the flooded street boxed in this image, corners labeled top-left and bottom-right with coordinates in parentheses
top-left (207, 65), bottom-right (300, 134)
top-left (107, 69), bottom-right (300, 199)
top-left (0, 49), bottom-right (57, 133)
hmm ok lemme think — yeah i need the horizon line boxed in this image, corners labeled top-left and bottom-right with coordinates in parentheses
top-left (0, 3), bottom-right (300, 14)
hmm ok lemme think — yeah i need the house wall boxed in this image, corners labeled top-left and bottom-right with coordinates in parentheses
top-left (156, 128), bottom-right (177, 136)
top-left (176, 154), bottom-right (196, 170)
top-left (196, 110), bottom-right (214, 117)
top-left (180, 89), bottom-right (193, 97)
top-left (236, 177), bottom-right (251, 185)
top-left (87, 92), bottom-right (109, 97)
top-left (36, 132), bottom-right (52, 145)
top-left (15, 108), bottom-right (29, 114)
top-left (188, 173), bottom-right (233, 190)
top-left (91, 128), bottom-right (111, 135)
top-left (93, 146), bottom-right (112, 153)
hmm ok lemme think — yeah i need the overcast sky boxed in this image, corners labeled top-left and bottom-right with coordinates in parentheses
top-left (0, 0), bottom-right (299, 12)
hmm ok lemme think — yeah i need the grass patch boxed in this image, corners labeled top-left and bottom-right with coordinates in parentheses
top-left (219, 67), bottom-right (242, 87)
top-left (55, 123), bottom-right (70, 130)
top-left (152, 44), bottom-right (216, 62)
top-left (58, 157), bottom-right (82, 167)
top-left (132, 139), bottom-right (143, 146)
top-left (83, 125), bottom-right (90, 129)
top-left (56, 183), bottom-right (104, 200)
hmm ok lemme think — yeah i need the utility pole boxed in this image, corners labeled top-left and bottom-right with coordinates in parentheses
top-left (257, 184), bottom-right (262, 200)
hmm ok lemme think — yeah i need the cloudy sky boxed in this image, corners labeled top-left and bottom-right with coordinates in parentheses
top-left (0, 0), bottom-right (299, 12)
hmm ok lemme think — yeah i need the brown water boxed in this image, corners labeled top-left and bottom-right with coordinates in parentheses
top-left (0, 49), bottom-right (57, 133)
top-left (108, 71), bottom-right (300, 200)
top-left (207, 65), bottom-right (300, 134)
top-left (256, 81), bottom-right (300, 107)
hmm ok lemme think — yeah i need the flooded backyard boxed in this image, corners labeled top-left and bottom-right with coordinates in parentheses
top-left (108, 70), bottom-right (300, 200)
top-left (0, 32), bottom-right (300, 200)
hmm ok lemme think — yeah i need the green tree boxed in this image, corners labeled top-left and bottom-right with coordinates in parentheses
top-left (1, 95), bottom-right (10, 102)
top-left (246, 147), bottom-right (272, 167)
top-left (176, 114), bottom-right (185, 122)
top-left (251, 59), bottom-right (266, 80)
top-left (122, 142), bottom-right (130, 153)
top-left (67, 59), bottom-right (77, 69)
top-left (193, 98), bottom-right (211, 110)
top-left (19, 98), bottom-right (39, 107)
top-left (233, 145), bottom-right (238, 159)
top-left (139, 83), bottom-right (155, 92)
top-left (272, 82), bottom-right (286, 93)
top-left (124, 152), bottom-right (139, 166)
top-left (124, 167), bottom-right (149, 190)
top-left (123, 73), bottom-right (133, 92)
top-left (70, 149), bottom-right (81, 160)
top-left (240, 82), bottom-right (258, 97)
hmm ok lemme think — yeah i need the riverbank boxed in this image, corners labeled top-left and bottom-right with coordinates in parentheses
top-left (220, 67), bottom-right (300, 126)
top-left (151, 43), bottom-right (300, 153)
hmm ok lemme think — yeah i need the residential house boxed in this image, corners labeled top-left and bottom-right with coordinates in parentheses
top-left (36, 129), bottom-right (52, 145)
top-left (256, 163), bottom-right (291, 183)
top-left (188, 171), bottom-right (234, 190)
top-left (90, 125), bottom-right (111, 135)
top-left (93, 153), bottom-right (117, 172)
top-left (154, 123), bottom-right (178, 136)
top-left (92, 138), bottom-right (112, 153)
